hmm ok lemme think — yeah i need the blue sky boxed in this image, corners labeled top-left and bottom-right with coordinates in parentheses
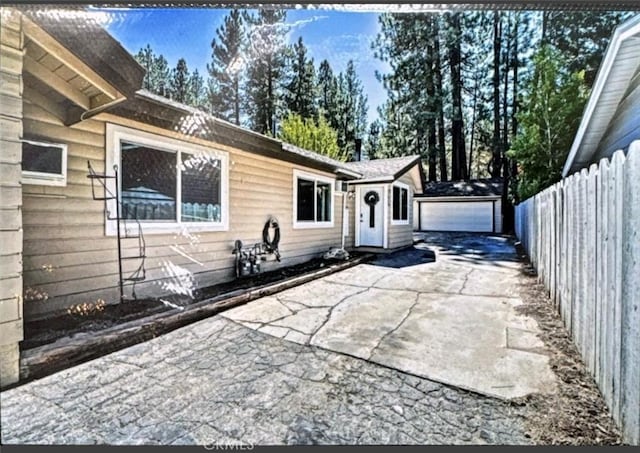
top-left (99, 7), bottom-right (389, 122)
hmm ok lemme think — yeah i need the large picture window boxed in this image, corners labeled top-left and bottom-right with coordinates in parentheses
top-left (392, 183), bottom-right (409, 224)
top-left (293, 170), bottom-right (334, 228)
top-left (106, 124), bottom-right (228, 234)
top-left (21, 139), bottom-right (67, 186)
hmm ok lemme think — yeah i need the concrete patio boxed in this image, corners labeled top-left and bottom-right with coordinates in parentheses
top-left (1, 233), bottom-right (560, 445)
top-left (222, 233), bottom-right (557, 400)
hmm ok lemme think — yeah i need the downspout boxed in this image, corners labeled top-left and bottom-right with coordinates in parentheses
top-left (341, 191), bottom-right (347, 249)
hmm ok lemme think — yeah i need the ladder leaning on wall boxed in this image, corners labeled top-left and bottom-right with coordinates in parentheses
top-left (87, 161), bottom-right (147, 303)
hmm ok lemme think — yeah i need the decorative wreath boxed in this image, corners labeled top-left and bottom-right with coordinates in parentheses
top-left (364, 191), bottom-right (380, 206)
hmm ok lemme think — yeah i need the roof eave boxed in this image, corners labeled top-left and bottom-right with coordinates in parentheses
top-left (563, 15), bottom-right (640, 177)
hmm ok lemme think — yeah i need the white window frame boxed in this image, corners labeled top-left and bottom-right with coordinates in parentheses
top-left (292, 169), bottom-right (335, 229)
top-left (105, 123), bottom-right (229, 236)
top-left (21, 139), bottom-right (68, 187)
top-left (391, 181), bottom-right (411, 226)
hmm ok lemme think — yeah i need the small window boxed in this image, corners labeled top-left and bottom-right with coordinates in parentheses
top-left (21, 140), bottom-right (67, 186)
top-left (294, 170), bottom-right (334, 228)
top-left (392, 184), bottom-right (409, 223)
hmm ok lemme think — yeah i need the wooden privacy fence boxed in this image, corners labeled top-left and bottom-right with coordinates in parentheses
top-left (515, 141), bottom-right (640, 445)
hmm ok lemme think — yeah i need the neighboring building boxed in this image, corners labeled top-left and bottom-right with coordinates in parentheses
top-left (0, 7), bottom-right (423, 386)
top-left (413, 179), bottom-right (503, 233)
top-left (563, 14), bottom-right (640, 176)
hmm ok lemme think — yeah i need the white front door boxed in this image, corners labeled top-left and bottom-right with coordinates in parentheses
top-left (358, 186), bottom-right (384, 247)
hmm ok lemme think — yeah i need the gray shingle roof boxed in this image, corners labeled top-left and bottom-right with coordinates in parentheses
top-left (420, 179), bottom-right (504, 197)
top-left (342, 155), bottom-right (421, 180)
top-left (281, 143), bottom-right (361, 177)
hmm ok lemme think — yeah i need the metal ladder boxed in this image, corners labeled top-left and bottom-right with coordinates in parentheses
top-left (87, 161), bottom-right (146, 303)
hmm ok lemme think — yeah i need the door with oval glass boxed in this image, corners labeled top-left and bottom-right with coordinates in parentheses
top-left (358, 186), bottom-right (384, 247)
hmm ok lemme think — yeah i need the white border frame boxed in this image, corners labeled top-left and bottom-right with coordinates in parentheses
top-left (21, 139), bottom-right (68, 187)
top-left (292, 169), bottom-right (335, 229)
top-left (355, 184), bottom-right (388, 248)
top-left (105, 123), bottom-right (229, 236)
top-left (390, 181), bottom-right (411, 226)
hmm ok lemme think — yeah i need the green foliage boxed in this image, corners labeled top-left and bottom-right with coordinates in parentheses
top-left (170, 58), bottom-right (190, 103)
top-left (507, 45), bottom-right (588, 201)
top-left (316, 60), bottom-right (368, 159)
top-left (278, 113), bottom-right (347, 162)
top-left (283, 37), bottom-right (317, 119)
top-left (134, 44), bottom-right (170, 98)
top-left (207, 9), bottom-right (244, 124)
top-left (243, 9), bottom-right (287, 135)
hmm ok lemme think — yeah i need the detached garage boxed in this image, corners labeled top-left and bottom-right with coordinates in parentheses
top-left (413, 179), bottom-right (503, 233)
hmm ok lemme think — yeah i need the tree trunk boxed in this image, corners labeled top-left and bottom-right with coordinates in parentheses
top-left (433, 16), bottom-right (447, 181)
top-left (449, 13), bottom-right (466, 181)
top-left (426, 16), bottom-right (437, 182)
top-left (491, 11), bottom-right (502, 179)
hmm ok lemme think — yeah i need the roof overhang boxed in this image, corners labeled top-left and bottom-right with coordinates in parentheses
top-left (562, 14), bottom-right (640, 177)
top-left (17, 7), bottom-right (145, 126)
top-left (108, 91), bottom-right (362, 177)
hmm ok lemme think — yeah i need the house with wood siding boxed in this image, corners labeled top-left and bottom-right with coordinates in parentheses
top-left (0, 7), bottom-right (423, 386)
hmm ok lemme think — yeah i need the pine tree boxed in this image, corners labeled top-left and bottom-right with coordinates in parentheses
top-left (364, 119), bottom-right (382, 160)
top-left (153, 54), bottom-right (171, 98)
top-left (317, 59), bottom-right (337, 120)
top-left (284, 37), bottom-right (317, 119)
top-left (243, 9), bottom-right (287, 135)
top-left (207, 9), bottom-right (244, 124)
top-left (135, 44), bottom-right (155, 91)
top-left (188, 69), bottom-right (206, 108)
top-left (333, 61), bottom-right (368, 159)
top-left (170, 58), bottom-right (190, 103)
top-left (134, 44), bottom-right (170, 98)
top-left (447, 12), bottom-right (467, 180)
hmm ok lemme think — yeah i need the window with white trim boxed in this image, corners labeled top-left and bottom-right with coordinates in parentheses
top-left (21, 139), bottom-right (67, 186)
top-left (392, 183), bottom-right (409, 223)
top-left (106, 124), bottom-right (228, 234)
top-left (293, 170), bottom-right (334, 228)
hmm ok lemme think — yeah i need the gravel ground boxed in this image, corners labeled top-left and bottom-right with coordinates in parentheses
top-left (512, 253), bottom-right (622, 445)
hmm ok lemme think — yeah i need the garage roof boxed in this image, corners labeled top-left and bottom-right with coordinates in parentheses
top-left (419, 179), bottom-right (503, 197)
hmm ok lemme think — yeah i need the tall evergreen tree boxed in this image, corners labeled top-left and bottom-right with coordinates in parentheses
top-left (317, 59), bottom-right (337, 119)
top-left (243, 9), bottom-right (287, 135)
top-left (284, 37), bottom-right (317, 119)
top-left (188, 69), bottom-right (206, 108)
top-left (134, 44), bottom-right (171, 98)
top-left (334, 61), bottom-right (369, 159)
top-left (170, 58), bottom-right (190, 103)
top-left (208, 9), bottom-right (244, 124)
top-left (447, 12), bottom-right (467, 180)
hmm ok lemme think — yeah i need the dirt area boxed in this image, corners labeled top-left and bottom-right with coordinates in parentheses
top-left (512, 244), bottom-right (623, 445)
top-left (22, 255), bottom-right (361, 352)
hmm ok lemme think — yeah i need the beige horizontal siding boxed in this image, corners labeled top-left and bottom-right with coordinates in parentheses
top-left (387, 171), bottom-right (417, 250)
top-left (22, 99), bottom-right (344, 318)
top-left (0, 7), bottom-right (23, 374)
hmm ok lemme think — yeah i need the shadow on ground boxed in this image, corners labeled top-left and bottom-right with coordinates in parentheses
top-left (370, 242), bottom-right (436, 269)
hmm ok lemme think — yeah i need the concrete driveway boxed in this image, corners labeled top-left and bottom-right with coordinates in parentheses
top-left (1, 233), bottom-right (559, 445)
top-left (222, 232), bottom-right (557, 400)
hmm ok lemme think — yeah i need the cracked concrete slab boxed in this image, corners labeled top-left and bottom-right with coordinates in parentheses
top-left (222, 233), bottom-right (557, 400)
top-left (310, 289), bottom-right (418, 359)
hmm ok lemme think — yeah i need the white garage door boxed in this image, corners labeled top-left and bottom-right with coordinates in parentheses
top-left (419, 201), bottom-right (494, 232)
